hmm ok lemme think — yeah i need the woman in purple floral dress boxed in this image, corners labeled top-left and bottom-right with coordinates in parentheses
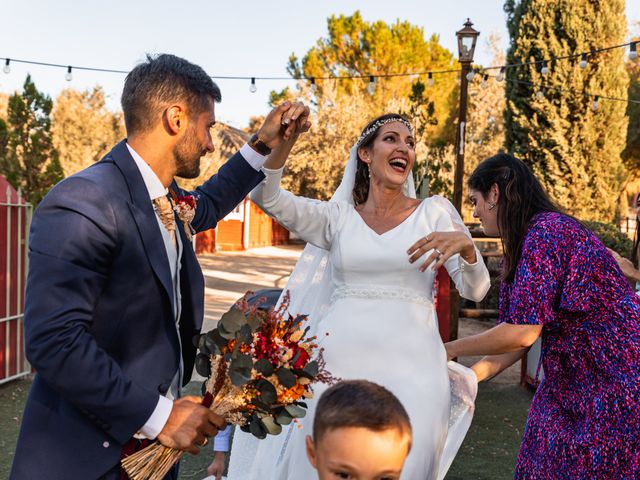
top-left (445, 153), bottom-right (640, 479)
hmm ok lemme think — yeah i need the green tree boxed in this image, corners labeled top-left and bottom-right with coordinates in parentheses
top-left (270, 12), bottom-right (460, 199)
top-left (504, 0), bottom-right (629, 222)
top-left (52, 87), bottom-right (124, 176)
top-left (403, 79), bottom-right (453, 199)
top-left (0, 75), bottom-right (63, 205)
top-left (466, 34), bottom-right (507, 176)
top-left (622, 24), bottom-right (640, 174)
top-left (287, 11), bottom-right (458, 146)
top-left (0, 93), bottom-right (8, 120)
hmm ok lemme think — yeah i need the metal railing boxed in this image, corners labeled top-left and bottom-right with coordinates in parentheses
top-left (0, 186), bottom-right (32, 384)
top-left (620, 216), bottom-right (637, 236)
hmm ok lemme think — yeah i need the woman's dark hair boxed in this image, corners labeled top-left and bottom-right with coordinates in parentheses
top-left (352, 113), bottom-right (411, 205)
top-left (121, 53), bottom-right (221, 136)
top-left (633, 194), bottom-right (640, 267)
top-left (468, 153), bottom-right (562, 283)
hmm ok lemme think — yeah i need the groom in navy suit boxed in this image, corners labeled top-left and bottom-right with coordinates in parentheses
top-left (10, 54), bottom-right (309, 479)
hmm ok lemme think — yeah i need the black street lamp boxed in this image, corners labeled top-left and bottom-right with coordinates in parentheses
top-left (446, 19), bottom-right (480, 344)
top-left (453, 19), bottom-right (480, 214)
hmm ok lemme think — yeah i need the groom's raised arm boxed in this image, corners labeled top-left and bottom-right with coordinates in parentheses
top-left (181, 101), bottom-right (311, 232)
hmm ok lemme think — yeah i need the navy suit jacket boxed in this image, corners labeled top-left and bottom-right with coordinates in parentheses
top-left (10, 140), bottom-right (264, 479)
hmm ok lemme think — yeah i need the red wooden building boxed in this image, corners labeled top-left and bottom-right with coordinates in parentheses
top-left (195, 198), bottom-right (289, 253)
top-left (0, 176), bottom-right (31, 384)
top-left (178, 122), bottom-right (290, 254)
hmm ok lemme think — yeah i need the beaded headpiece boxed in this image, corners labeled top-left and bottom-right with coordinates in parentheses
top-left (355, 117), bottom-right (413, 148)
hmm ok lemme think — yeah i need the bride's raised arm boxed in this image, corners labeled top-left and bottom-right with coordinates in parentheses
top-left (251, 131), bottom-right (347, 251)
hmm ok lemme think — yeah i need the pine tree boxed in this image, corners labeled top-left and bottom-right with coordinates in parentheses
top-left (504, 0), bottom-right (629, 222)
top-left (0, 75), bottom-right (63, 205)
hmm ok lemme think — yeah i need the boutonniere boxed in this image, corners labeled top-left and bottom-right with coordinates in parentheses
top-left (169, 189), bottom-right (197, 240)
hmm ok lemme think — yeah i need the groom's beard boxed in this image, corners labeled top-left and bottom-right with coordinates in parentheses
top-left (174, 124), bottom-right (205, 179)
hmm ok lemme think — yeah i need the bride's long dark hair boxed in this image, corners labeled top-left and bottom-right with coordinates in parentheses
top-left (352, 113), bottom-right (410, 205)
top-left (468, 153), bottom-right (562, 283)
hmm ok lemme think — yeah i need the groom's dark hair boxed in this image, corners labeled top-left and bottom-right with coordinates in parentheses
top-left (121, 53), bottom-right (221, 135)
top-left (313, 380), bottom-right (412, 448)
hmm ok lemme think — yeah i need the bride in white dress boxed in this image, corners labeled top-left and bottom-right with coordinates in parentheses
top-left (226, 113), bottom-right (491, 480)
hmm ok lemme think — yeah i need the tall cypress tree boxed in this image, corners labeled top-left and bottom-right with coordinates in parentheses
top-left (504, 0), bottom-right (629, 222)
top-left (0, 75), bottom-right (63, 205)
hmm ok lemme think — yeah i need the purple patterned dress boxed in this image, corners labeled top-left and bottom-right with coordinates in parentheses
top-left (499, 212), bottom-right (640, 479)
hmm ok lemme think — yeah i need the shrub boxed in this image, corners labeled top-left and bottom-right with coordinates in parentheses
top-left (582, 220), bottom-right (633, 259)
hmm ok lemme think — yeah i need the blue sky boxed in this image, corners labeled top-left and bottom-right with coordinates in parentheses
top-left (1, 0), bottom-right (639, 129)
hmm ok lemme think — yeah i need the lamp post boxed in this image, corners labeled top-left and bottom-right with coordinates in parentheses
top-left (446, 19), bottom-right (479, 343)
top-left (453, 18), bottom-right (480, 214)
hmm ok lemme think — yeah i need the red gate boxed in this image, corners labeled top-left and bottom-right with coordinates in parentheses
top-left (0, 177), bottom-right (31, 384)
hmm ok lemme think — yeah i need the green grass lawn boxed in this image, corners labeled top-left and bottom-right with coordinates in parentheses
top-left (447, 381), bottom-right (533, 480)
top-left (0, 377), bottom-right (532, 479)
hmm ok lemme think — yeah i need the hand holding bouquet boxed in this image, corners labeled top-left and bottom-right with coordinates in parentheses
top-left (122, 291), bottom-right (334, 480)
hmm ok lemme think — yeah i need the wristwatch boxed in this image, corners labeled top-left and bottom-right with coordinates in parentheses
top-left (248, 133), bottom-right (272, 156)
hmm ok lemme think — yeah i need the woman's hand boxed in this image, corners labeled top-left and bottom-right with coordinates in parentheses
top-left (257, 101), bottom-right (311, 150)
top-left (263, 102), bottom-right (311, 170)
top-left (407, 231), bottom-right (476, 272)
top-left (607, 248), bottom-right (640, 283)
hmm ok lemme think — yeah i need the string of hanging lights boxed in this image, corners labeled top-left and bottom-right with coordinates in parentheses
top-left (1, 39), bottom-right (638, 103)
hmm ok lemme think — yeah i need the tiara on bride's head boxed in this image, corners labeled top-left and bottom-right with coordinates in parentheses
top-left (355, 117), bottom-right (413, 148)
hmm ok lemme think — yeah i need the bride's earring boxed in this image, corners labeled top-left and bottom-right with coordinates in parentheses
top-left (487, 202), bottom-right (496, 210)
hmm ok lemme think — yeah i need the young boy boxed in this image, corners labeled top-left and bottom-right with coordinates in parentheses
top-left (306, 380), bottom-right (413, 480)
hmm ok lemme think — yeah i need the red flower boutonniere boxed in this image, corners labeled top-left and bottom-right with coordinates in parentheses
top-left (169, 189), bottom-right (197, 240)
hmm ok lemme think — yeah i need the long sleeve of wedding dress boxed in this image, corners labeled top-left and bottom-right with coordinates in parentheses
top-left (252, 167), bottom-right (490, 303)
top-left (251, 166), bottom-right (347, 250)
top-left (429, 195), bottom-right (491, 302)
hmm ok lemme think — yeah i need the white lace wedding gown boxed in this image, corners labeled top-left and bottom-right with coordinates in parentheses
top-left (226, 166), bottom-right (490, 480)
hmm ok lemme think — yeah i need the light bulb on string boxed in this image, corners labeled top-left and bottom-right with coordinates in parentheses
top-left (427, 72), bottom-right (434, 87)
top-left (3, 59), bottom-right (9, 74)
top-left (496, 67), bottom-right (506, 82)
top-left (466, 69), bottom-right (476, 81)
top-left (579, 53), bottom-right (588, 69)
top-left (249, 77), bottom-right (257, 93)
top-left (65, 66), bottom-right (73, 82)
top-left (367, 75), bottom-right (376, 96)
top-left (310, 77), bottom-right (317, 94)
top-left (630, 42), bottom-right (638, 60)
top-left (591, 96), bottom-right (600, 111)
top-left (481, 73), bottom-right (489, 89)
top-left (541, 61), bottom-right (549, 76)
top-left (536, 88), bottom-right (545, 100)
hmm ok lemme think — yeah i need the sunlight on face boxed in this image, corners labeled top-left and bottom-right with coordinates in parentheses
top-left (306, 427), bottom-right (411, 480)
top-left (174, 97), bottom-right (216, 179)
top-left (469, 188), bottom-right (500, 237)
top-left (360, 122), bottom-right (416, 189)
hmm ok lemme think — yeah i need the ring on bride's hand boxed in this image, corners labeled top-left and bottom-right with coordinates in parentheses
top-left (435, 248), bottom-right (443, 257)
top-left (200, 438), bottom-right (209, 447)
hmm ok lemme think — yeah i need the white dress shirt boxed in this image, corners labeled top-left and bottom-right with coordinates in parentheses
top-left (127, 142), bottom-right (265, 448)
